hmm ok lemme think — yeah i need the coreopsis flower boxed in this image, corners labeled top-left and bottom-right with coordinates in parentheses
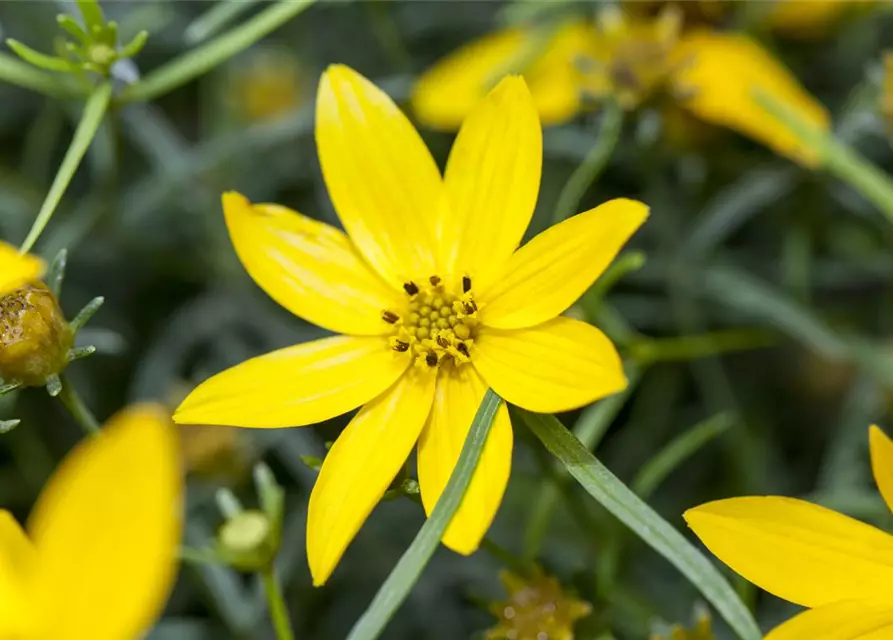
top-left (0, 240), bottom-right (44, 296)
top-left (175, 66), bottom-right (647, 585)
top-left (0, 284), bottom-right (72, 386)
top-left (685, 426), bottom-right (893, 639)
top-left (228, 48), bottom-right (305, 123)
top-left (0, 403), bottom-right (182, 639)
top-left (486, 568), bottom-right (592, 640)
top-left (412, 12), bottom-right (829, 165)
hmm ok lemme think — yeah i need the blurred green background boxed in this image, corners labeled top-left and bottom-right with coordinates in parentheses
top-left (1, 1), bottom-right (893, 638)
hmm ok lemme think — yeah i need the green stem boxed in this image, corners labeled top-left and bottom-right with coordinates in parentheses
top-left (58, 374), bottom-right (100, 437)
top-left (0, 52), bottom-right (81, 99)
top-left (19, 82), bottom-right (112, 254)
top-left (118, 0), bottom-right (316, 104)
top-left (480, 537), bottom-right (536, 576)
top-left (627, 329), bottom-right (777, 365)
top-left (552, 98), bottom-right (624, 225)
top-left (261, 565), bottom-right (295, 640)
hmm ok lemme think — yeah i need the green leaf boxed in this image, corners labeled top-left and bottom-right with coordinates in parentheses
top-left (66, 345), bottom-right (96, 362)
top-left (69, 296), bottom-right (105, 333)
top-left (19, 83), bottom-right (112, 254)
top-left (631, 412), bottom-right (733, 499)
top-left (347, 389), bottom-right (502, 640)
top-left (0, 52), bottom-right (79, 99)
top-left (56, 15), bottom-right (90, 45)
top-left (47, 248), bottom-right (68, 296)
top-left (119, 0), bottom-right (316, 104)
top-left (118, 30), bottom-right (149, 60)
top-left (0, 383), bottom-right (21, 396)
top-left (517, 409), bottom-right (762, 640)
top-left (6, 39), bottom-right (74, 72)
top-left (75, 0), bottom-right (105, 32)
top-left (0, 419), bottom-right (21, 434)
top-left (184, 0), bottom-right (260, 45)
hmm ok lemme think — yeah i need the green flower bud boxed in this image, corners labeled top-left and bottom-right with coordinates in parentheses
top-left (216, 510), bottom-right (278, 572)
top-left (0, 285), bottom-right (72, 386)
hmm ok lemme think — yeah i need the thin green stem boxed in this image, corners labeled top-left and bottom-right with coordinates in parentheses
top-left (261, 566), bottom-right (295, 640)
top-left (0, 52), bottom-right (81, 99)
top-left (58, 374), bottom-right (100, 437)
top-left (19, 82), bottom-right (112, 254)
top-left (552, 99), bottom-right (624, 225)
top-left (118, 0), bottom-right (316, 104)
top-left (480, 537), bottom-right (536, 576)
top-left (627, 329), bottom-right (777, 365)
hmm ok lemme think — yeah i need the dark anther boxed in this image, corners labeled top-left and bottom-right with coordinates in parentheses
top-left (463, 301), bottom-right (475, 314)
top-left (462, 276), bottom-right (472, 293)
top-left (381, 310), bottom-right (399, 324)
top-left (393, 340), bottom-right (409, 352)
top-left (470, 299), bottom-right (478, 311)
top-left (429, 275), bottom-right (441, 286)
top-left (425, 352), bottom-right (438, 367)
top-left (436, 335), bottom-right (449, 349)
top-left (403, 281), bottom-right (419, 296)
top-left (457, 343), bottom-right (469, 357)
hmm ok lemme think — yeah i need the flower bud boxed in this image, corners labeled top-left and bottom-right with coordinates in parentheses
top-left (216, 510), bottom-right (278, 572)
top-left (0, 284), bottom-right (72, 386)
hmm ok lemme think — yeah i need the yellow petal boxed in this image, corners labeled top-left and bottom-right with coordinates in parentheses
top-left (316, 64), bottom-right (441, 286)
top-left (869, 425), bottom-right (893, 515)
top-left (684, 496), bottom-right (893, 608)
top-left (479, 199), bottom-right (648, 330)
top-left (672, 31), bottom-right (830, 166)
top-left (174, 335), bottom-right (408, 429)
top-left (222, 191), bottom-right (401, 336)
top-left (417, 365), bottom-right (513, 554)
top-left (29, 403), bottom-right (182, 640)
top-left (412, 22), bottom-right (592, 130)
top-left (307, 370), bottom-right (436, 585)
top-left (0, 511), bottom-right (37, 636)
top-left (472, 317), bottom-right (626, 414)
top-left (765, 599), bottom-right (893, 640)
top-left (442, 76), bottom-right (542, 286)
top-left (0, 241), bottom-right (44, 296)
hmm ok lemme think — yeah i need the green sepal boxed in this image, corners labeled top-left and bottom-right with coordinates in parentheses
top-left (6, 39), bottom-right (74, 72)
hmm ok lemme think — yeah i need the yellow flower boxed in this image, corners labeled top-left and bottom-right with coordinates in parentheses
top-left (228, 48), bottom-right (305, 123)
top-left (0, 403), bottom-right (183, 639)
top-left (175, 65), bottom-right (648, 586)
top-left (650, 607), bottom-right (714, 640)
top-left (413, 14), bottom-right (829, 165)
top-left (486, 568), bottom-right (592, 640)
top-left (0, 240), bottom-right (44, 297)
top-left (684, 426), bottom-right (893, 639)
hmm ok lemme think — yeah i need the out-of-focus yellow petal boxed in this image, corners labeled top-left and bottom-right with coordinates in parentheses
top-left (442, 76), bottom-right (542, 286)
top-left (869, 425), bottom-right (893, 515)
top-left (417, 365), bottom-right (512, 555)
top-left (478, 199), bottom-right (648, 330)
top-left (29, 403), bottom-right (182, 640)
top-left (413, 22), bottom-right (592, 130)
top-left (316, 64), bottom-right (442, 286)
top-left (0, 241), bottom-right (44, 296)
top-left (764, 599), bottom-right (893, 640)
top-left (472, 317), bottom-right (626, 414)
top-left (0, 511), bottom-right (37, 637)
top-left (684, 496), bottom-right (893, 608)
top-left (222, 192), bottom-right (400, 336)
top-left (174, 335), bottom-right (408, 429)
top-left (672, 31), bottom-right (830, 165)
top-left (307, 370), bottom-right (436, 585)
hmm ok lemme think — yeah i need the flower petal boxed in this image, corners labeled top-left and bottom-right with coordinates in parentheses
top-left (307, 370), bottom-right (436, 585)
top-left (0, 242), bottom-right (44, 296)
top-left (684, 496), bottom-right (893, 608)
top-left (478, 198), bottom-right (649, 330)
top-left (174, 335), bottom-right (408, 429)
top-left (316, 64), bottom-right (441, 286)
top-left (672, 31), bottom-right (830, 165)
top-left (870, 425), bottom-right (893, 515)
top-left (441, 75), bottom-right (542, 285)
top-left (417, 365), bottom-right (513, 555)
top-left (765, 599), bottom-right (893, 640)
top-left (0, 511), bottom-right (37, 636)
top-left (29, 404), bottom-right (182, 639)
top-left (222, 191), bottom-right (400, 336)
top-left (472, 317), bottom-right (626, 414)
top-left (412, 22), bottom-right (591, 130)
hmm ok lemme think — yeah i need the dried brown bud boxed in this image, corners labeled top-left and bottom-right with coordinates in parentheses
top-left (0, 284), bottom-right (72, 386)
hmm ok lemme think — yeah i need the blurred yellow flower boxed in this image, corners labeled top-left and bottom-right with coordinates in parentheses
top-left (413, 12), bottom-right (830, 165)
top-left (650, 607), bottom-right (715, 640)
top-left (486, 568), bottom-right (592, 640)
top-left (0, 403), bottom-right (182, 639)
top-left (175, 65), bottom-right (648, 586)
top-left (0, 241), bottom-right (44, 297)
top-left (685, 426), bottom-right (893, 639)
top-left (228, 48), bottom-right (305, 123)
top-left (179, 422), bottom-right (248, 478)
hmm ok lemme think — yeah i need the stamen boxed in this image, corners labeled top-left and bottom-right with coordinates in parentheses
top-left (462, 301), bottom-right (475, 314)
top-left (456, 343), bottom-right (469, 357)
top-left (425, 352), bottom-right (438, 367)
top-left (393, 340), bottom-right (409, 352)
top-left (429, 275), bottom-right (441, 286)
top-left (436, 335), bottom-right (449, 349)
top-left (462, 276), bottom-right (471, 293)
top-left (381, 310), bottom-right (399, 324)
top-left (403, 281), bottom-right (419, 296)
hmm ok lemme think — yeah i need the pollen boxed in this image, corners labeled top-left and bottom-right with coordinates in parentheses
top-left (383, 275), bottom-right (478, 369)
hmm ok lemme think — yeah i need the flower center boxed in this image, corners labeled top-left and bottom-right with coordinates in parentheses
top-left (381, 275), bottom-right (478, 369)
